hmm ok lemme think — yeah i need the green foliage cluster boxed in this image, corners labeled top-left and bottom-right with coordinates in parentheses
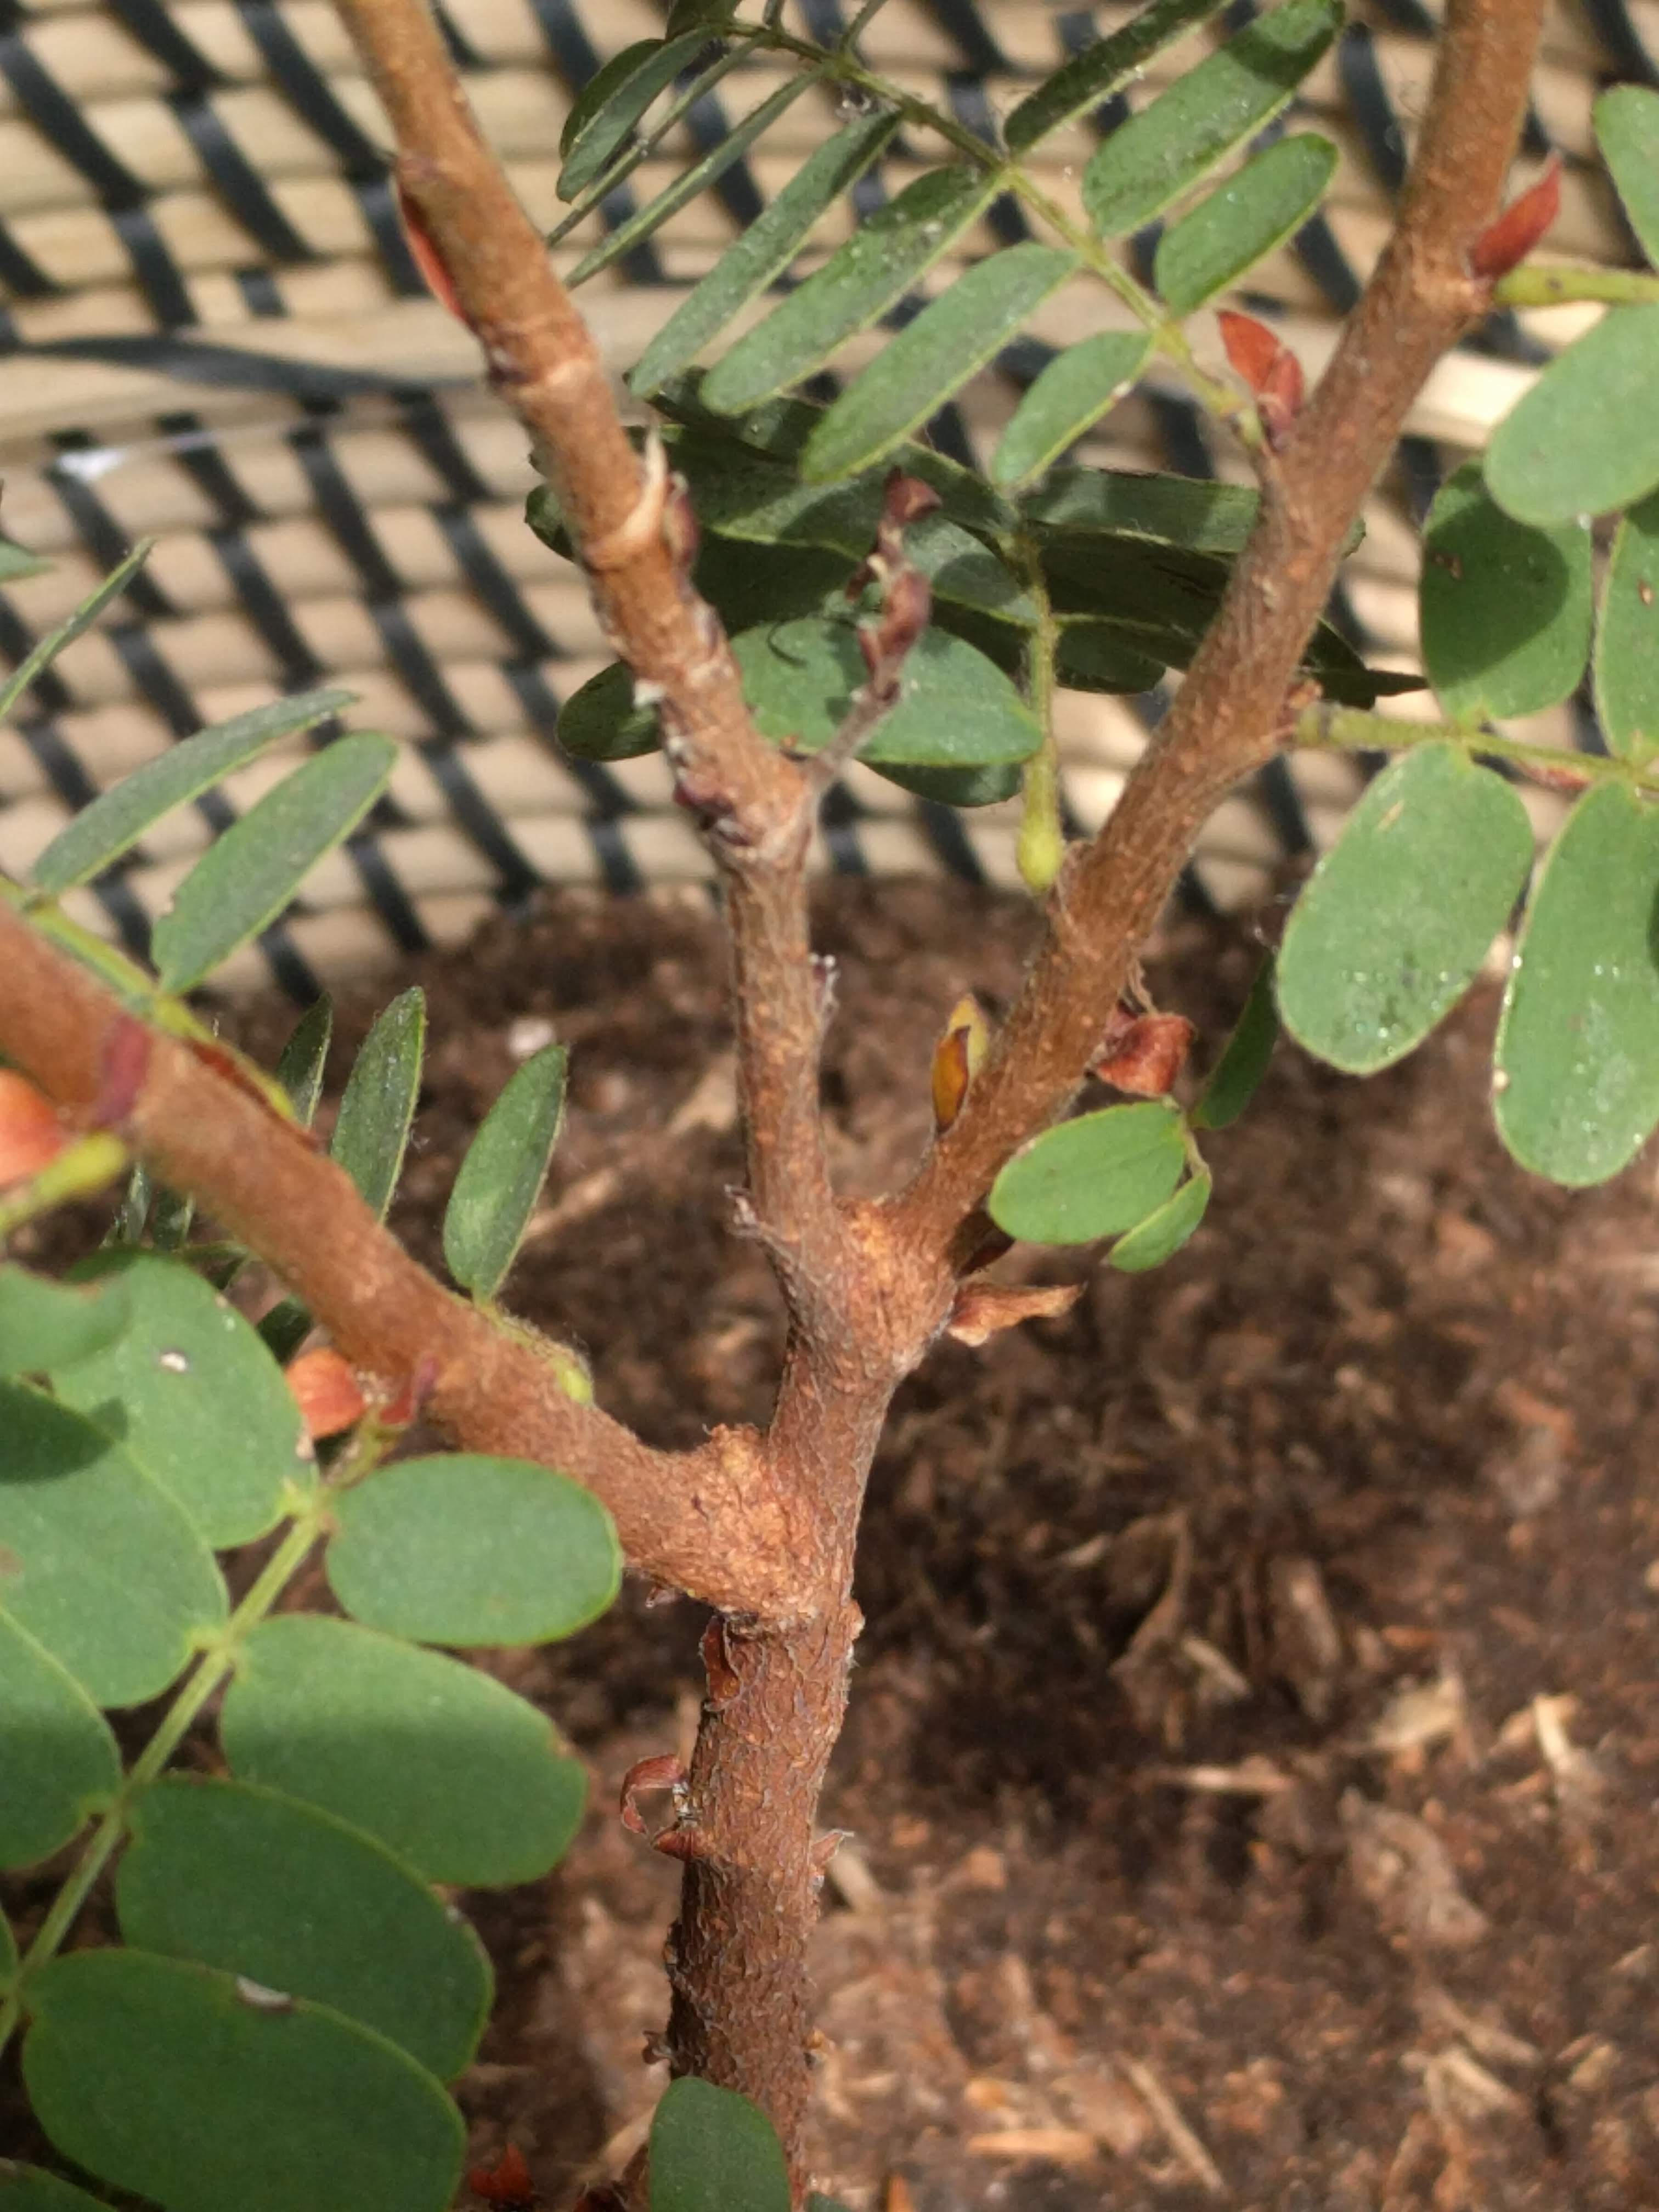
top-left (2, 0), bottom-right (1658, 2202)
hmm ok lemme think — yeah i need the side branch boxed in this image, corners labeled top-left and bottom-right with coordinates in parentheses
top-left (892, 0), bottom-right (1549, 1262)
top-left (335, 0), bottom-right (849, 1307)
top-left (0, 904), bottom-right (803, 1622)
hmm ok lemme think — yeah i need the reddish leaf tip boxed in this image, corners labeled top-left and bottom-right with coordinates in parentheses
top-left (1470, 160), bottom-right (1562, 280)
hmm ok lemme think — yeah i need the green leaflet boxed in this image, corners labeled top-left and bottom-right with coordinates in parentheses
top-left (0, 1612), bottom-right (119, 1871)
top-left (1192, 956), bottom-right (1277, 1130)
top-left (1083, 0), bottom-right (1341, 241)
top-left (22, 1951), bottom-right (464, 2212)
top-left (326, 1455), bottom-right (620, 1647)
top-left (1594, 490), bottom-right (1659, 764)
top-left (275, 995), bottom-right (333, 1127)
top-left (0, 1381), bottom-right (227, 1708)
top-left (1485, 304), bottom-right (1659, 527)
top-left (630, 112), bottom-right (900, 397)
top-left (0, 2169), bottom-right (109, 2209)
top-left (991, 332), bottom-right (1151, 489)
top-left (330, 987), bottom-right (425, 1223)
top-left (649, 2079), bottom-right (791, 2212)
top-left (1276, 744), bottom-right (1533, 1075)
top-left (150, 733), bottom-right (396, 995)
top-left (443, 1046), bottom-right (568, 1304)
top-left (802, 245), bottom-right (1079, 483)
top-left (117, 1778), bottom-right (492, 2083)
top-left (1494, 782), bottom-right (1659, 1186)
top-left (556, 664), bottom-right (662, 762)
top-left (699, 167), bottom-right (999, 415)
top-left (31, 689), bottom-right (352, 896)
top-left (1153, 132), bottom-right (1338, 313)
top-left (1004, 0), bottom-right (1231, 156)
top-left (569, 77), bottom-right (814, 287)
top-left (556, 35), bottom-right (714, 202)
top-left (989, 1101), bottom-right (1187, 1245)
top-left (222, 1615), bottom-right (586, 1886)
top-left (0, 1263), bottom-right (131, 1375)
top-left (1593, 86), bottom-right (1659, 267)
top-left (1108, 1169), bottom-right (1212, 1272)
top-left (55, 1250), bottom-right (312, 1548)
top-left (732, 619), bottom-right (1041, 767)
top-left (663, 430), bottom-right (1034, 623)
top-left (0, 541), bottom-right (153, 724)
top-left (1419, 459), bottom-right (1593, 724)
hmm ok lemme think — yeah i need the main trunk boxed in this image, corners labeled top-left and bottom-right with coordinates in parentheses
top-left (662, 1595), bottom-right (862, 2194)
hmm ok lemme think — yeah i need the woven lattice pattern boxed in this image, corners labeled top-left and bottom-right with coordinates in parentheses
top-left (0, 0), bottom-right (1653, 993)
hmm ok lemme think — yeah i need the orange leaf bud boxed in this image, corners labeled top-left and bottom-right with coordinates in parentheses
top-left (0, 1069), bottom-right (68, 1186)
top-left (284, 1347), bottom-right (366, 1440)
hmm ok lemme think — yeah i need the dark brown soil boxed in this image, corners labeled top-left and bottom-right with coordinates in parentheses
top-left (9, 876), bottom-right (1659, 2211)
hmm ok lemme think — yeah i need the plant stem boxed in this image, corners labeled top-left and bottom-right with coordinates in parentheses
top-left (0, 1502), bottom-right (327, 2056)
top-left (1297, 702), bottom-right (1632, 792)
top-left (0, 1133), bottom-right (128, 1239)
top-left (1494, 264), bottom-right (1659, 308)
top-left (1012, 537), bottom-right (1067, 894)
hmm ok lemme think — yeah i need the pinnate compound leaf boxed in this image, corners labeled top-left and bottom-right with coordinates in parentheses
top-left (0, 1382), bottom-right (225, 1707)
top-left (569, 78), bottom-right (813, 287)
top-left (222, 1615), bottom-right (586, 1885)
top-left (1052, 624), bottom-right (1166, 695)
top-left (444, 1047), bottom-right (568, 1303)
top-left (117, 1778), bottom-right (491, 2083)
top-left (53, 1250), bottom-right (310, 1547)
top-left (1192, 957), bottom-right (1278, 1129)
top-left (330, 986), bottom-right (425, 1223)
top-left (699, 167), bottom-right (998, 415)
top-left (22, 1951), bottom-right (464, 2212)
top-left (0, 1263), bottom-right (130, 1374)
top-left (1594, 490), bottom-right (1659, 764)
top-left (1485, 304), bottom-right (1659, 526)
top-left (630, 112), bottom-right (900, 397)
top-left (326, 1455), bottom-right (620, 1647)
top-left (1153, 132), bottom-right (1338, 313)
top-left (1022, 466), bottom-right (1268, 558)
top-left (1276, 744), bottom-right (1532, 1075)
top-left (557, 35), bottom-right (713, 202)
top-left (0, 541), bottom-right (152, 724)
top-left (150, 733), bottom-right (396, 994)
top-left (1493, 783), bottom-right (1659, 1184)
top-left (275, 995), bottom-right (332, 1126)
top-left (1420, 460), bottom-right (1593, 724)
top-left (1082, 0), bottom-right (1340, 241)
top-left (0, 1613), bottom-right (118, 1870)
top-left (732, 620), bottom-right (1040, 766)
top-left (1109, 1169), bottom-right (1212, 1272)
top-left (665, 433), bottom-right (1032, 622)
top-left (653, 370), bottom-right (1018, 538)
top-left (1005, 0), bottom-right (1231, 156)
top-left (0, 2169), bottom-right (108, 2209)
top-left (31, 689), bottom-right (352, 896)
top-left (991, 332), bottom-right (1150, 489)
top-left (802, 246), bottom-right (1080, 483)
top-left (557, 664), bottom-right (661, 761)
top-left (1594, 86), bottom-right (1659, 267)
top-left (650, 2079), bottom-right (791, 2212)
top-left (989, 1101), bottom-right (1187, 1245)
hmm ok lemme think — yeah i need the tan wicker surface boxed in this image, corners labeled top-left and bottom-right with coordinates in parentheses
top-left (0, 0), bottom-right (1648, 991)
